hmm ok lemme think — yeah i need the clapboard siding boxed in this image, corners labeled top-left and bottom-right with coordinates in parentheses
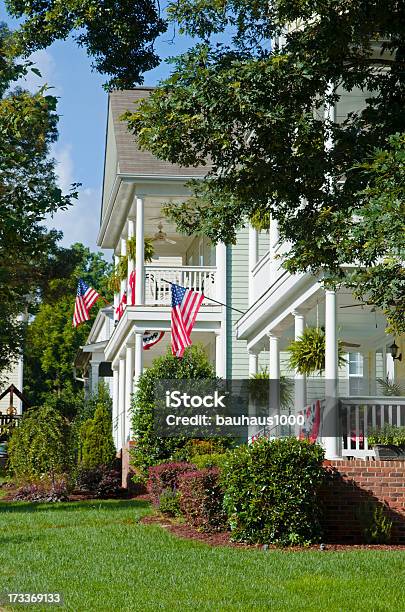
top-left (226, 229), bottom-right (249, 379)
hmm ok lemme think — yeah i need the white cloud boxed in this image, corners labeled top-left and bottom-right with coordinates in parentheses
top-left (16, 49), bottom-right (61, 94)
top-left (53, 144), bottom-right (74, 192)
top-left (45, 145), bottom-right (103, 252)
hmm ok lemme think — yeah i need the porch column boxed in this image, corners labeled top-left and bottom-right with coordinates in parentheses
top-left (114, 254), bottom-right (120, 322)
top-left (135, 197), bottom-right (145, 305)
top-left (125, 343), bottom-right (134, 443)
top-left (269, 334), bottom-right (280, 379)
top-left (269, 216), bottom-right (279, 279)
top-left (118, 355), bottom-right (126, 451)
top-left (293, 311), bottom-right (306, 412)
top-left (324, 289), bottom-right (340, 458)
top-left (368, 351), bottom-right (376, 396)
top-left (127, 217), bottom-right (135, 305)
top-left (248, 224), bottom-right (259, 306)
top-left (215, 332), bottom-right (226, 378)
top-left (90, 360), bottom-right (100, 395)
top-left (249, 350), bottom-right (258, 377)
top-left (112, 364), bottom-right (119, 450)
top-left (120, 237), bottom-right (127, 303)
top-left (133, 332), bottom-right (144, 430)
top-left (269, 334), bottom-right (280, 423)
top-left (216, 242), bottom-right (227, 378)
top-left (248, 350), bottom-right (259, 440)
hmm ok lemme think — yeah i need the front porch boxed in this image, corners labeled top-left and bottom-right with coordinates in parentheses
top-left (237, 273), bottom-right (404, 459)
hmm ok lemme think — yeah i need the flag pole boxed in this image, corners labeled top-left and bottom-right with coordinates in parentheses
top-left (98, 296), bottom-right (111, 305)
top-left (161, 279), bottom-right (246, 315)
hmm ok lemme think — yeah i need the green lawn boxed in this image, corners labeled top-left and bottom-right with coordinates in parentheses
top-left (0, 499), bottom-right (404, 611)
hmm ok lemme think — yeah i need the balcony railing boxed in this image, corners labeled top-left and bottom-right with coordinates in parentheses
top-left (144, 265), bottom-right (217, 306)
top-left (341, 397), bottom-right (405, 458)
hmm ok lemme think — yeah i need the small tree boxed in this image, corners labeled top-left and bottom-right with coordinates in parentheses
top-left (79, 387), bottom-right (115, 469)
top-left (8, 405), bottom-right (72, 482)
top-left (131, 345), bottom-right (216, 480)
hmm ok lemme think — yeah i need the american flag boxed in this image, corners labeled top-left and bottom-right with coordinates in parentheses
top-left (171, 284), bottom-right (204, 358)
top-left (73, 279), bottom-right (100, 327)
top-left (128, 270), bottom-right (136, 306)
top-left (115, 292), bottom-right (127, 321)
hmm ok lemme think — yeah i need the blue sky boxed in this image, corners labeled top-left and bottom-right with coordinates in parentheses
top-left (1, 2), bottom-right (195, 254)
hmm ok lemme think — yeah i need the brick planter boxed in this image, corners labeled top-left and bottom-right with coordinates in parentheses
top-left (320, 460), bottom-right (405, 543)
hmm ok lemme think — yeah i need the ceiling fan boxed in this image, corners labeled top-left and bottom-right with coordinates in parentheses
top-left (150, 222), bottom-right (177, 245)
top-left (341, 340), bottom-right (361, 348)
top-left (340, 303), bottom-right (376, 312)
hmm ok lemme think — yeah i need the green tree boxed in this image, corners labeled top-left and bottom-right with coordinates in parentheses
top-left (79, 387), bottom-right (115, 468)
top-left (24, 243), bottom-right (112, 410)
top-left (0, 23), bottom-right (78, 382)
top-left (8, 405), bottom-right (72, 481)
top-left (131, 345), bottom-right (216, 480)
top-left (125, 0), bottom-right (405, 332)
top-left (5, 0), bottom-right (166, 90)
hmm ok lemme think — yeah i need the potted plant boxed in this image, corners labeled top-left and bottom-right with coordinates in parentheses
top-left (126, 237), bottom-right (154, 263)
top-left (287, 327), bottom-right (347, 376)
top-left (106, 270), bottom-right (121, 294)
top-left (368, 424), bottom-right (405, 460)
top-left (376, 377), bottom-right (404, 397)
top-left (249, 368), bottom-right (294, 410)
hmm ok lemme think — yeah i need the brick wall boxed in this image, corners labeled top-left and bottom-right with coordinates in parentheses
top-left (320, 460), bottom-right (405, 543)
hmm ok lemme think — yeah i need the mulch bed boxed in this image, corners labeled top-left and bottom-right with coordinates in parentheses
top-left (139, 513), bottom-right (405, 551)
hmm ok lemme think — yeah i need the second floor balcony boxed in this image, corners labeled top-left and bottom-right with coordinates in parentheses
top-left (144, 265), bottom-right (216, 306)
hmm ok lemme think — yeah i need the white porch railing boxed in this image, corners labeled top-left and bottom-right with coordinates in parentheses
top-left (144, 265), bottom-right (217, 306)
top-left (340, 397), bottom-right (405, 459)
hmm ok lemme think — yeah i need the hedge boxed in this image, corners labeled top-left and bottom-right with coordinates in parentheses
top-left (222, 437), bottom-right (326, 546)
top-left (178, 468), bottom-right (226, 532)
top-left (147, 461), bottom-right (196, 507)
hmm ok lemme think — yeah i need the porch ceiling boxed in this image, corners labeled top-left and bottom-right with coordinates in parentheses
top-left (99, 177), bottom-right (196, 255)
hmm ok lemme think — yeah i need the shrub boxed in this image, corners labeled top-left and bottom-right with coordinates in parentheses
top-left (71, 382), bottom-right (112, 461)
top-left (8, 405), bottom-right (72, 482)
top-left (172, 438), bottom-right (230, 462)
top-left (192, 453), bottom-right (229, 470)
top-left (357, 502), bottom-right (393, 544)
top-left (147, 461), bottom-right (196, 507)
top-left (75, 466), bottom-right (123, 499)
top-left (11, 475), bottom-right (70, 502)
top-left (131, 345), bottom-right (216, 482)
top-left (95, 468), bottom-right (123, 499)
top-left (79, 396), bottom-right (115, 469)
top-left (368, 424), bottom-right (405, 448)
top-left (41, 385), bottom-right (84, 420)
top-left (178, 468), bottom-right (226, 532)
top-left (158, 490), bottom-right (182, 517)
top-left (222, 437), bottom-right (326, 546)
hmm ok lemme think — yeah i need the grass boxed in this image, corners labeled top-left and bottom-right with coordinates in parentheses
top-left (0, 499), bottom-right (404, 611)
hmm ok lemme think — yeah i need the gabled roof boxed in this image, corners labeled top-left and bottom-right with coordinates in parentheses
top-left (108, 89), bottom-right (208, 177)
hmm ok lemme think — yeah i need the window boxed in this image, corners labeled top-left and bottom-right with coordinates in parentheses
top-left (348, 352), bottom-right (364, 395)
top-left (348, 352), bottom-right (363, 377)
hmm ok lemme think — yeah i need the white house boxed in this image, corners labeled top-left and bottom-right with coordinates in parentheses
top-left (78, 89), bottom-right (272, 477)
top-left (80, 86), bottom-right (404, 468)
